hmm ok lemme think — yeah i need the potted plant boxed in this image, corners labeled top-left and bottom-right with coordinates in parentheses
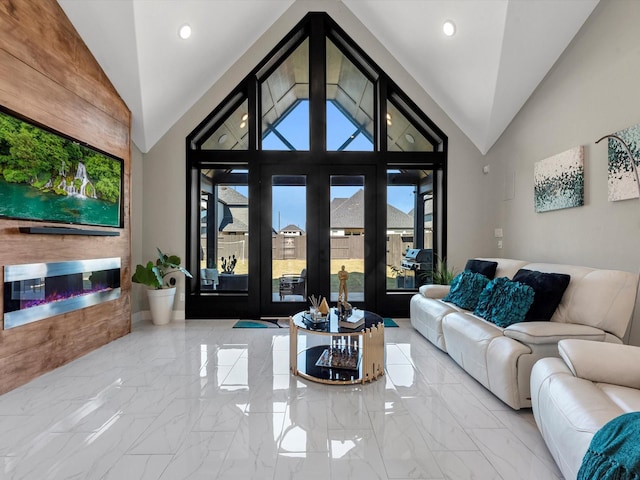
top-left (132, 248), bottom-right (192, 325)
top-left (220, 255), bottom-right (237, 274)
top-left (431, 254), bottom-right (456, 285)
top-left (218, 254), bottom-right (248, 290)
top-left (388, 264), bottom-right (406, 288)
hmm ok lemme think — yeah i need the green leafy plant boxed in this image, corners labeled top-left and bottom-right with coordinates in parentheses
top-left (132, 248), bottom-right (192, 289)
top-left (432, 254), bottom-right (456, 285)
top-left (387, 264), bottom-right (404, 278)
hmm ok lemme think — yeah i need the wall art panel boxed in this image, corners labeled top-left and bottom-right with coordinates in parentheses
top-left (608, 123), bottom-right (640, 202)
top-left (534, 146), bottom-right (584, 213)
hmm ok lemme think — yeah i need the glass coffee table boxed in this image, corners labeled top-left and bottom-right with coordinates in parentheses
top-left (289, 309), bottom-right (385, 385)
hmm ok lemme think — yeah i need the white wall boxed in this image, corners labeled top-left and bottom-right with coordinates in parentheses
top-left (486, 0), bottom-right (640, 343)
top-left (130, 143), bottom-right (145, 316)
top-left (138, 0), bottom-right (494, 316)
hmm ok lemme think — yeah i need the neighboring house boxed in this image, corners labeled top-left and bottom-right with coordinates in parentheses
top-left (278, 224), bottom-right (304, 236)
top-left (200, 186), bottom-right (249, 266)
top-left (330, 188), bottom-right (413, 236)
top-left (217, 186), bottom-right (248, 236)
top-left (213, 188), bottom-right (414, 238)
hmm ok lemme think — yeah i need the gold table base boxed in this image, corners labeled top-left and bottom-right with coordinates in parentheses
top-left (289, 312), bottom-right (384, 385)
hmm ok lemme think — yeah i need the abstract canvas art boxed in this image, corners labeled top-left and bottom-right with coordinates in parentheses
top-left (534, 146), bottom-right (584, 213)
top-left (607, 123), bottom-right (640, 202)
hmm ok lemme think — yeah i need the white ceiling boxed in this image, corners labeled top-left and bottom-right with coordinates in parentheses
top-left (57, 0), bottom-right (599, 155)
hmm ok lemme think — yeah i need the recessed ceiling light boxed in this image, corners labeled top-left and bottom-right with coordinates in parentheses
top-left (239, 121), bottom-right (247, 129)
top-left (405, 133), bottom-right (415, 144)
top-left (218, 134), bottom-right (228, 144)
top-left (443, 20), bottom-right (456, 37)
top-left (178, 24), bottom-right (192, 40)
top-left (241, 113), bottom-right (248, 121)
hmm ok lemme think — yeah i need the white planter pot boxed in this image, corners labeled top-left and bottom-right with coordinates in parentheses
top-left (147, 287), bottom-right (176, 325)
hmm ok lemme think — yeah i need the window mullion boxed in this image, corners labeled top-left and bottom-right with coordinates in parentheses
top-left (309, 15), bottom-right (326, 152)
top-left (248, 77), bottom-right (258, 151)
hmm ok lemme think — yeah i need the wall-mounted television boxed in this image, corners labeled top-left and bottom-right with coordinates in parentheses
top-left (0, 107), bottom-right (123, 228)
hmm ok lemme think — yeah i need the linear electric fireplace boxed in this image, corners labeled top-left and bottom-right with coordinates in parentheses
top-left (3, 258), bottom-right (121, 329)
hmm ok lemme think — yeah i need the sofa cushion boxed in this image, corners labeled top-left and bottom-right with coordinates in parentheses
top-left (465, 259), bottom-right (498, 279)
top-left (419, 284), bottom-right (451, 299)
top-left (558, 339), bottom-right (640, 389)
top-left (522, 263), bottom-right (638, 340)
top-left (474, 277), bottom-right (535, 327)
top-left (443, 271), bottom-right (490, 310)
top-left (512, 269), bottom-right (570, 321)
top-left (441, 312), bottom-right (504, 387)
top-left (505, 322), bottom-right (606, 344)
top-left (599, 384), bottom-right (640, 413)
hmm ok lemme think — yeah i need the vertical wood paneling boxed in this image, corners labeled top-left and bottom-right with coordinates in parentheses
top-left (0, 0), bottom-right (131, 395)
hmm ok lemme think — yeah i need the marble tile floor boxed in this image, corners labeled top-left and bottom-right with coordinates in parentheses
top-left (0, 319), bottom-right (563, 480)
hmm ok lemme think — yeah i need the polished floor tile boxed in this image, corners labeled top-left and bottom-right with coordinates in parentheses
top-left (0, 319), bottom-right (563, 479)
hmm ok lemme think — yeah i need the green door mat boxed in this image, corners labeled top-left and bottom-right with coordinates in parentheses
top-left (233, 319), bottom-right (283, 328)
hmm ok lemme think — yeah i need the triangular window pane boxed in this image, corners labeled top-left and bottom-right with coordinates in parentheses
top-left (387, 100), bottom-right (434, 152)
top-left (261, 38), bottom-right (309, 151)
top-left (326, 38), bottom-right (373, 151)
top-left (200, 98), bottom-right (249, 151)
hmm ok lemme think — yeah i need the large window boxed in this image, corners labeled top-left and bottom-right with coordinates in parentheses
top-left (272, 175), bottom-right (307, 302)
top-left (199, 169), bottom-right (249, 292)
top-left (386, 169), bottom-right (434, 291)
top-left (186, 13), bottom-right (447, 319)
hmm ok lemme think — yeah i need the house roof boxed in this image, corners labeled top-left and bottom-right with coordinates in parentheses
top-left (330, 189), bottom-right (413, 229)
top-left (218, 186), bottom-right (248, 206)
top-left (219, 205), bottom-right (248, 233)
top-left (280, 224), bottom-right (304, 233)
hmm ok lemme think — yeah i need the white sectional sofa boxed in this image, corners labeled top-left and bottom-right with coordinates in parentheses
top-left (410, 258), bottom-right (638, 409)
top-left (531, 339), bottom-right (640, 480)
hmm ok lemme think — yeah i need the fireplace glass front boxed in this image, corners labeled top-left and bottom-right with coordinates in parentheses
top-left (3, 258), bottom-right (121, 329)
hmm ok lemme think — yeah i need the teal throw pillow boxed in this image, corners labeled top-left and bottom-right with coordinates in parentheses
top-left (474, 277), bottom-right (535, 327)
top-left (443, 271), bottom-right (490, 310)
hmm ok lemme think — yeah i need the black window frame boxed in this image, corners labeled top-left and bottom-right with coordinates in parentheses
top-left (185, 12), bottom-right (447, 319)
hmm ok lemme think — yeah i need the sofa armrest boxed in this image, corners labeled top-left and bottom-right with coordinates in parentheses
top-left (504, 321), bottom-right (606, 345)
top-left (419, 284), bottom-right (451, 299)
top-left (558, 339), bottom-right (640, 389)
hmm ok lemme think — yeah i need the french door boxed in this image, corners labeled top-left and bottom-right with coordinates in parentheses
top-left (259, 164), bottom-right (379, 317)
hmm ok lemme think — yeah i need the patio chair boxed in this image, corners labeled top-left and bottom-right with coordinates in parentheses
top-left (201, 268), bottom-right (219, 290)
top-left (279, 268), bottom-right (307, 300)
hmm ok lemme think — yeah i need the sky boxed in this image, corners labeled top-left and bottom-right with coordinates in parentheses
top-left (231, 100), bottom-right (415, 231)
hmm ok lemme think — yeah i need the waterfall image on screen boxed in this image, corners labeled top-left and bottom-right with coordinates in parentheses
top-left (0, 108), bottom-right (123, 228)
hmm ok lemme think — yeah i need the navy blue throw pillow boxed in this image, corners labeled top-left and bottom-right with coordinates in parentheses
top-left (464, 259), bottom-right (498, 280)
top-left (443, 271), bottom-right (490, 310)
top-left (474, 277), bottom-right (535, 327)
top-left (512, 269), bottom-right (570, 321)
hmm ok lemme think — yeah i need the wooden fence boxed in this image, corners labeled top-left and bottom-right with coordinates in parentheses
top-left (209, 233), bottom-right (416, 265)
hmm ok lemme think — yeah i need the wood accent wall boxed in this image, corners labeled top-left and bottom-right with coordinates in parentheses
top-left (0, 0), bottom-right (131, 394)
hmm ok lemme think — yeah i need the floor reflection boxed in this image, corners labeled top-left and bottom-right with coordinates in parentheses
top-left (0, 319), bottom-right (562, 480)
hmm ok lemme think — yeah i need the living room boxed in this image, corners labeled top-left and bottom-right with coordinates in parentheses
top-left (0, 0), bottom-right (639, 478)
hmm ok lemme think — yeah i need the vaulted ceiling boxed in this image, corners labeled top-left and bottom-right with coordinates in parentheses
top-left (57, 0), bottom-right (599, 155)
